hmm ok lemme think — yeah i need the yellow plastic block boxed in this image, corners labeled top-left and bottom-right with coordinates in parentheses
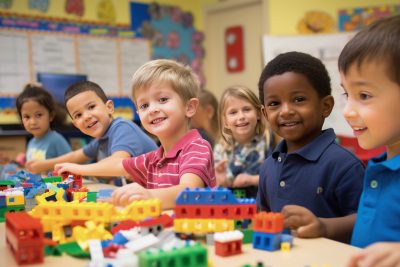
top-left (6, 194), bottom-right (24, 206)
top-left (281, 242), bottom-right (291, 252)
top-left (121, 199), bottom-right (161, 221)
top-left (73, 191), bottom-right (88, 201)
top-left (174, 218), bottom-right (234, 234)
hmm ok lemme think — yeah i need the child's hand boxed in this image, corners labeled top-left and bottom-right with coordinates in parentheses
top-left (282, 205), bottom-right (326, 238)
top-left (232, 173), bottom-right (258, 187)
top-left (55, 163), bottom-right (81, 175)
top-left (111, 183), bottom-right (153, 206)
top-left (347, 242), bottom-right (400, 267)
top-left (215, 160), bottom-right (227, 173)
top-left (25, 159), bottom-right (45, 173)
top-left (215, 160), bottom-right (231, 187)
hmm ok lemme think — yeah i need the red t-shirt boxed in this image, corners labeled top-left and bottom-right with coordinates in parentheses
top-left (122, 129), bottom-right (216, 188)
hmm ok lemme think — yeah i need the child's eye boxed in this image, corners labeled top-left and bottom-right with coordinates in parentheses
top-left (88, 104), bottom-right (96, 110)
top-left (342, 92), bottom-right (349, 99)
top-left (159, 97), bottom-right (169, 103)
top-left (228, 110), bottom-right (237, 115)
top-left (294, 96), bottom-right (305, 103)
top-left (35, 113), bottom-right (42, 118)
top-left (139, 103), bottom-right (149, 110)
top-left (243, 107), bottom-right (252, 112)
top-left (359, 92), bottom-right (371, 100)
top-left (267, 101), bottom-right (279, 107)
top-left (74, 113), bottom-right (82, 120)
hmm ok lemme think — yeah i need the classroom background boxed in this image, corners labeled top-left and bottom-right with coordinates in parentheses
top-left (0, 0), bottom-right (398, 161)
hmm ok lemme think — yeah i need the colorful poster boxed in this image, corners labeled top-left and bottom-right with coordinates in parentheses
top-left (338, 4), bottom-right (400, 32)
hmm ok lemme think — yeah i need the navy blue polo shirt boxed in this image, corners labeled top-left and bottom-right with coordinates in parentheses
top-left (257, 128), bottom-right (364, 218)
top-left (351, 153), bottom-right (400, 248)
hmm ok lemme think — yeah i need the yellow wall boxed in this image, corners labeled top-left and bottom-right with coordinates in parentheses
top-left (1, 0), bottom-right (216, 30)
top-left (267, 0), bottom-right (400, 35)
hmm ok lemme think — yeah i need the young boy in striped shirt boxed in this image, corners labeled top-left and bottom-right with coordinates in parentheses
top-left (56, 59), bottom-right (216, 209)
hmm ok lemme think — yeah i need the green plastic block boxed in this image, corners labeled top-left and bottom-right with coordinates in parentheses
top-left (139, 243), bottom-right (207, 267)
top-left (45, 245), bottom-right (62, 256)
top-left (233, 188), bottom-right (247, 199)
top-left (86, 192), bottom-right (97, 202)
top-left (56, 242), bottom-right (90, 258)
top-left (42, 176), bottom-right (63, 183)
top-left (241, 228), bottom-right (253, 244)
top-left (0, 180), bottom-right (16, 186)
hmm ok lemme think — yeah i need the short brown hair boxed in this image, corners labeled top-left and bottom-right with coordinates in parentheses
top-left (131, 59), bottom-right (200, 104)
top-left (64, 81), bottom-right (108, 107)
top-left (338, 15), bottom-right (400, 85)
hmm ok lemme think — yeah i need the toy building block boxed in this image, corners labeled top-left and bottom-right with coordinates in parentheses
top-left (97, 188), bottom-right (114, 200)
top-left (281, 242), bottom-right (291, 252)
top-left (125, 233), bottom-right (159, 253)
top-left (233, 188), bottom-right (247, 199)
top-left (30, 201), bottom-right (117, 225)
top-left (5, 212), bottom-right (44, 265)
top-left (139, 243), bottom-right (207, 267)
top-left (174, 218), bottom-right (234, 234)
top-left (86, 191), bottom-right (97, 202)
top-left (174, 203), bottom-right (256, 219)
top-left (253, 212), bottom-right (284, 233)
top-left (253, 231), bottom-right (282, 251)
top-left (176, 187), bottom-right (239, 205)
top-left (214, 230), bottom-right (244, 257)
top-left (241, 228), bottom-right (253, 244)
top-left (121, 199), bottom-right (162, 221)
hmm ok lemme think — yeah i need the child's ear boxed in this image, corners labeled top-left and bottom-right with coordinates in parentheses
top-left (105, 100), bottom-right (114, 115)
top-left (49, 111), bottom-right (55, 122)
top-left (205, 105), bottom-right (215, 119)
top-left (261, 106), bottom-right (269, 121)
top-left (321, 95), bottom-right (334, 118)
top-left (186, 98), bottom-right (199, 118)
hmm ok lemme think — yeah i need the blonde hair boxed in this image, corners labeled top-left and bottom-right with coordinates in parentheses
top-left (131, 59), bottom-right (200, 104)
top-left (219, 85), bottom-right (269, 149)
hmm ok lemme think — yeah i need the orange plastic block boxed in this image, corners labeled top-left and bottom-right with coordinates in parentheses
top-left (253, 212), bottom-right (284, 233)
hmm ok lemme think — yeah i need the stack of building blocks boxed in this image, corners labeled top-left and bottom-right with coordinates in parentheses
top-left (214, 230), bottom-right (244, 257)
top-left (0, 187), bottom-right (25, 222)
top-left (252, 212), bottom-right (293, 251)
top-left (5, 212), bottom-right (44, 265)
top-left (174, 187), bottom-right (256, 235)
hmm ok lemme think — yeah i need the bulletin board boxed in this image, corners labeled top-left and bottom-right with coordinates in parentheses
top-left (262, 32), bottom-right (356, 137)
top-left (0, 29), bottom-right (150, 96)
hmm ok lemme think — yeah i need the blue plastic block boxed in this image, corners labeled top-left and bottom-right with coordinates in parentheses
top-left (175, 187), bottom-right (239, 205)
top-left (112, 232), bottom-right (129, 245)
top-left (253, 231), bottom-right (282, 251)
top-left (281, 234), bottom-right (293, 246)
top-left (0, 196), bottom-right (6, 208)
top-left (97, 189), bottom-right (114, 199)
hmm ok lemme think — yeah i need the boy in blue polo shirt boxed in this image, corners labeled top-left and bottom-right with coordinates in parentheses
top-left (256, 52), bottom-right (365, 240)
top-left (26, 81), bottom-right (157, 185)
top-left (281, 16), bottom-right (400, 267)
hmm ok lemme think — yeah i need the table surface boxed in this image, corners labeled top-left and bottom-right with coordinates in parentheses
top-left (0, 181), bottom-right (361, 267)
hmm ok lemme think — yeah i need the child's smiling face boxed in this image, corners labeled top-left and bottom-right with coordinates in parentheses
top-left (342, 61), bottom-right (400, 158)
top-left (263, 71), bottom-right (333, 152)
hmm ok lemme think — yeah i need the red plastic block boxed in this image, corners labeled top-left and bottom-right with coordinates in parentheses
top-left (215, 240), bottom-right (242, 257)
top-left (5, 212), bottom-right (44, 265)
top-left (175, 204), bottom-right (256, 219)
top-left (253, 212), bottom-right (284, 233)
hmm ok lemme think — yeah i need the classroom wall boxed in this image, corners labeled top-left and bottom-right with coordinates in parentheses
top-left (267, 0), bottom-right (400, 35)
top-left (0, 0), bottom-right (217, 30)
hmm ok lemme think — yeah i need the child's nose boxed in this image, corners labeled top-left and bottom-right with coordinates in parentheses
top-left (343, 100), bottom-right (357, 119)
top-left (279, 103), bottom-right (293, 116)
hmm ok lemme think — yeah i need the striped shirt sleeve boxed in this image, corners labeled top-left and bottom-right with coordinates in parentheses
top-left (178, 138), bottom-right (216, 188)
